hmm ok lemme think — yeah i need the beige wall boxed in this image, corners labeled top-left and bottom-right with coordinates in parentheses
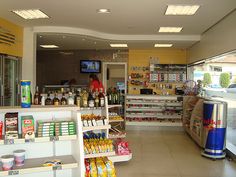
top-left (187, 10), bottom-right (236, 63)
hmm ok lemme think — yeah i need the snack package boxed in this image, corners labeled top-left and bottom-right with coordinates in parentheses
top-left (103, 157), bottom-right (116, 177)
top-left (96, 158), bottom-right (107, 177)
top-left (85, 159), bottom-right (90, 177)
top-left (5, 112), bottom-right (19, 139)
top-left (21, 115), bottom-right (35, 139)
top-left (89, 159), bottom-right (98, 177)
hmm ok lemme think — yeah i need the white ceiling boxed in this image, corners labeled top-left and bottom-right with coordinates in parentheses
top-left (0, 0), bottom-right (235, 49)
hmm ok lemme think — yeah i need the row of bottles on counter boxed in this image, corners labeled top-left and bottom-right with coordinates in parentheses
top-left (107, 87), bottom-right (124, 105)
top-left (33, 87), bottom-right (105, 108)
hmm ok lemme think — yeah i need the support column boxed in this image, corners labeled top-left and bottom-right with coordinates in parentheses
top-left (22, 27), bottom-right (36, 93)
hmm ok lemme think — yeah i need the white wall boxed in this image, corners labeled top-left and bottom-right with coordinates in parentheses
top-left (187, 10), bottom-right (236, 63)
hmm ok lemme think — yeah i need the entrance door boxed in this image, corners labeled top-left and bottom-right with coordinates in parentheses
top-left (102, 62), bottom-right (127, 94)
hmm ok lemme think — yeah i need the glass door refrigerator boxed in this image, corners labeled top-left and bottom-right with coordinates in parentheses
top-left (0, 55), bottom-right (21, 106)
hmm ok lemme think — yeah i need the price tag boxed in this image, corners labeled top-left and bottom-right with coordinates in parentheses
top-left (53, 165), bottom-right (62, 171)
top-left (4, 139), bottom-right (14, 145)
top-left (50, 136), bottom-right (59, 141)
top-left (25, 138), bottom-right (35, 143)
top-left (8, 170), bottom-right (19, 175)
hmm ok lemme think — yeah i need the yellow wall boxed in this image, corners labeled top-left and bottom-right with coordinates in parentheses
top-left (0, 17), bottom-right (23, 57)
top-left (128, 49), bottom-right (187, 94)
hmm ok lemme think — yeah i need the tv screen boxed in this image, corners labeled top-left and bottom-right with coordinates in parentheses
top-left (80, 60), bottom-right (101, 73)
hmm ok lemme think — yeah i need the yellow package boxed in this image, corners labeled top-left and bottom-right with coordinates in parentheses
top-left (103, 157), bottom-right (116, 177)
top-left (90, 159), bottom-right (98, 177)
top-left (96, 158), bottom-right (107, 177)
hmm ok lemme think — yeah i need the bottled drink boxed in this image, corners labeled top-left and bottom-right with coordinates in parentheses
top-left (99, 88), bottom-right (105, 107)
top-left (67, 92), bottom-right (74, 105)
top-left (88, 90), bottom-right (95, 108)
top-left (82, 89), bottom-right (88, 107)
top-left (53, 92), bottom-right (60, 106)
top-left (107, 88), bottom-right (112, 105)
top-left (34, 86), bottom-right (40, 105)
top-left (94, 89), bottom-right (99, 108)
top-left (45, 93), bottom-right (52, 105)
top-left (61, 92), bottom-right (67, 105)
top-left (75, 89), bottom-right (81, 108)
top-left (41, 95), bottom-right (45, 106)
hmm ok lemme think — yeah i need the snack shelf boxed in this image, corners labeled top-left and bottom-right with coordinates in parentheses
top-left (108, 105), bottom-right (123, 109)
top-left (0, 155), bottom-right (78, 176)
top-left (126, 108), bottom-right (163, 112)
top-left (126, 121), bottom-right (182, 127)
top-left (126, 95), bottom-right (182, 101)
top-left (109, 119), bottom-right (124, 123)
top-left (126, 114), bottom-right (182, 119)
top-left (127, 102), bottom-right (182, 107)
top-left (108, 153), bottom-right (132, 163)
top-left (84, 151), bottom-right (116, 159)
top-left (82, 125), bottom-right (111, 132)
top-left (0, 135), bottom-right (77, 145)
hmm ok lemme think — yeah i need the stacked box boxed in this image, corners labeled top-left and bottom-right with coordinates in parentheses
top-left (55, 121), bottom-right (76, 136)
top-left (37, 121), bottom-right (55, 137)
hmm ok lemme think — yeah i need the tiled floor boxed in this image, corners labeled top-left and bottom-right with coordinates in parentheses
top-left (115, 130), bottom-right (236, 177)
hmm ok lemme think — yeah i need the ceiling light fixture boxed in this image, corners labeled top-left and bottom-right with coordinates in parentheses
top-left (159, 27), bottom-right (183, 33)
top-left (97, 9), bottom-right (111, 13)
top-left (12, 9), bottom-right (49, 19)
top-left (154, 44), bottom-right (173, 47)
top-left (110, 44), bottom-right (128, 48)
top-left (165, 5), bottom-right (200, 15)
top-left (40, 45), bottom-right (59, 48)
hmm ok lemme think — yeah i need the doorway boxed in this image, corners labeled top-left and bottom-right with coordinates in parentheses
top-left (102, 62), bottom-right (127, 94)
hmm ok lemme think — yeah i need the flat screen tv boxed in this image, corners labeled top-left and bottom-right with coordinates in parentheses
top-left (80, 60), bottom-right (101, 73)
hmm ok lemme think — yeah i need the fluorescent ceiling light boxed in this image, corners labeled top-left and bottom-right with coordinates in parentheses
top-left (165, 5), bottom-right (200, 15)
top-left (12, 9), bottom-right (49, 19)
top-left (40, 45), bottom-right (59, 48)
top-left (97, 9), bottom-right (111, 13)
top-left (154, 44), bottom-right (173, 47)
top-left (110, 44), bottom-right (128, 48)
top-left (159, 27), bottom-right (183, 33)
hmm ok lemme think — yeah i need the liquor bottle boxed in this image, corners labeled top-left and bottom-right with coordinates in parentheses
top-left (88, 90), bottom-right (95, 108)
top-left (41, 95), bottom-right (45, 106)
top-left (34, 86), bottom-right (40, 105)
top-left (61, 92), bottom-right (67, 105)
top-left (75, 89), bottom-right (81, 108)
top-left (82, 89), bottom-right (88, 107)
top-left (67, 92), bottom-right (74, 105)
top-left (94, 89), bottom-right (99, 108)
top-left (107, 88), bottom-right (112, 105)
top-left (53, 92), bottom-right (60, 106)
top-left (45, 93), bottom-right (52, 105)
top-left (99, 88), bottom-right (105, 107)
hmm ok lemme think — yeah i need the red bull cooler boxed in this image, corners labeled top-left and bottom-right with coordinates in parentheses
top-left (202, 100), bottom-right (227, 159)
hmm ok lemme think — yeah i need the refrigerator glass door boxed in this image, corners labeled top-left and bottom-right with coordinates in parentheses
top-left (2, 57), bottom-right (19, 106)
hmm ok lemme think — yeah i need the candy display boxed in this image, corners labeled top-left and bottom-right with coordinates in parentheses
top-left (85, 157), bottom-right (116, 177)
top-left (21, 116), bottom-right (35, 139)
top-left (37, 120), bottom-right (76, 137)
top-left (115, 139), bottom-right (131, 156)
top-left (82, 114), bottom-right (107, 127)
top-left (83, 133), bottom-right (114, 155)
top-left (5, 112), bottom-right (19, 139)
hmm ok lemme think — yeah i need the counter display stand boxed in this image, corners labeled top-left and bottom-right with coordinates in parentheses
top-left (125, 95), bottom-right (183, 126)
top-left (183, 96), bottom-right (204, 147)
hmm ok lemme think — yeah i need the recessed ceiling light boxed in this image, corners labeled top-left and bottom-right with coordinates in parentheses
top-left (97, 9), bottom-right (111, 13)
top-left (110, 44), bottom-right (128, 48)
top-left (40, 45), bottom-right (59, 48)
top-left (165, 5), bottom-right (200, 15)
top-left (39, 35), bottom-right (43, 38)
top-left (154, 44), bottom-right (173, 47)
top-left (12, 9), bottom-right (49, 19)
top-left (159, 27), bottom-right (183, 33)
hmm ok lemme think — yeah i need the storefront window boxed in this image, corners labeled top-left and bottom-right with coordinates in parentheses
top-left (189, 50), bottom-right (236, 155)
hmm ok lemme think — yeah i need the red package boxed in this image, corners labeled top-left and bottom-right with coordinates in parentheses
top-left (0, 121), bottom-right (3, 136)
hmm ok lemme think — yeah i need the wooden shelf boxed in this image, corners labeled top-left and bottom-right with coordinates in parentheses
top-left (0, 135), bottom-right (77, 145)
top-left (108, 153), bottom-right (132, 163)
top-left (82, 125), bottom-right (111, 132)
top-left (0, 155), bottom-right (78, 176)
top-left (84, 152), bottom-right (116, 159)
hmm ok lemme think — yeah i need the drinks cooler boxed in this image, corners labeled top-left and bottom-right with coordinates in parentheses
top-left (202, 101), bottom-right (227, 159)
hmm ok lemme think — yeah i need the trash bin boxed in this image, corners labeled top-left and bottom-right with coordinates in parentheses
top-left (202, 100), bottom-right (227, 159)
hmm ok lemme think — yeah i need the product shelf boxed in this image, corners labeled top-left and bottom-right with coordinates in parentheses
top-left (108, 153), bottom-right (132, 163)
top-left (126, 121), bottom-right (182, 127)
top-left (109, 119), bottom-right (124, 123)
top-left (108, 105), bottom-right (123, 109)
top-left (108, 133), bottom-right (126, 139)
top-left (84, 151), bottom-right (116, 159)
top-left (126, 114), bottom-right (182, 119)
top-left (0, 135), bottom-right (77, 145)
top-left (82, 125), bottom-right (111, 132)
top-left (0, 155), bottom-right (78, 176)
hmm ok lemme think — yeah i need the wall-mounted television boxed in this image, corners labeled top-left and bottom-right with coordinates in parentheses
top-left (80, 60), bottom-right (101, 73)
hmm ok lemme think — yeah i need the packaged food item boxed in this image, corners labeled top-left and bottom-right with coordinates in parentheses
top-left (96, 158), bottom-right (107, 177)
top-left (103, 157), bottom-right (116, 177)
top-left (5, 112), bottom-right (19, 139)
top-left (13, 149), bottom-right (26, 166)
top-left (21, 116), bottom-right (35, 139)
top-left (1, 155), bottom-right (14, 171)
top-left (85, 159), bottom-right (90, 177)
top-left (90, 159), bottom-right (98, 177)
top-left (0, 121), bottom-right (3, 136)
top-left (20, 80), bottom-right (31, 108)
